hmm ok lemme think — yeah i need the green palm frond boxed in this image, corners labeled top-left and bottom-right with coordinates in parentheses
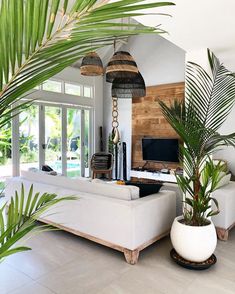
top-left (0, 183), bottom-right (77, 261)
top-left (0, 0), bottom-right (174, 128)
top-left (186, 49), bottom-right (235, 131)
top-left (159, 49), bottom-right (235, 226)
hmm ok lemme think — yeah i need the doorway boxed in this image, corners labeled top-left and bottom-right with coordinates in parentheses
top-left (16, 103), bottom-right (92, 177)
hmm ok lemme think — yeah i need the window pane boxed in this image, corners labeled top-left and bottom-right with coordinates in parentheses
top-left (19, 105), bottom-right (39, 171)
top-left (67, 108), bottom-right (81, 178)
top-left (84, 86), bottom-right (92, 98)
top-left (45, 106), bottom-right (62, 173)
top-left (0, 119), bottom-right (12, 188)
top-left (42, 80), bottom-right (62, 93)
top-left (84, 110), bottom-right (90, 177)
top-left (65, 83), bottom-right (82, 96)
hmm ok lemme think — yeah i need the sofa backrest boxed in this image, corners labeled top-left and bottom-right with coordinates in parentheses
top-left (20, 170), bottom-right (139, 201)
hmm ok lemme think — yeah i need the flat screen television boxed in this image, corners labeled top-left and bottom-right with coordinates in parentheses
top-left (142, 138), bottom-right (179, 163)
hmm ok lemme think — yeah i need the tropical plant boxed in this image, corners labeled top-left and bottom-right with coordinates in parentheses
top-left (0, 183), bottom-right (76, 261)
top-left (0, 0), bottom-right (174, 129)
top-left (159, 49), bottom-right (235, 226)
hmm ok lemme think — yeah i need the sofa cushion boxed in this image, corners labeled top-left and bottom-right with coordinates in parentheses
top-left (91, 179), bottom-right (139, 200)
top-left (20, 170), bottom-right (139, 201)
top-left (217, 173), bottom-right (231, 188)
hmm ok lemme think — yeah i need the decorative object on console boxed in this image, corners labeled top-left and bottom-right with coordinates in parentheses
top-left (159, 49), bottom-right (235, 266)
top-left (106, 51), bottom-right (138, 83)
top-left (80, 52), bottom-right (104, 76)
top-left (116, 180), bottom-right (125, 185)
top-left (112, 72), bottom-right (146, 99)
top-left (91, 152), bottom-right (113, 180)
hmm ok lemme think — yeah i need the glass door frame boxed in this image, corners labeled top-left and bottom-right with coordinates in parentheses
top-left (12, 101), bottom-right (93, 177)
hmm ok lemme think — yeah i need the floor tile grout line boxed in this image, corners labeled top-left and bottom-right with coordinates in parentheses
top-left (33, 252), bottom-right (100, 283)
top-left (35, 280), bottom-right (58, 294)
top-left (6, 279), bottom-right (34, 294)
top-left (6, 280), bottom-right (58, 294)
top-left (3, 262), bottom-right (36, 293)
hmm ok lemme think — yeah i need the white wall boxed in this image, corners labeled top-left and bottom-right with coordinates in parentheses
top-left (103, 35), bottom-right (185, 179)
top-left (214, 60), bottom-right (235, 174)
top-left (135, 0), bottom-right (235, 70)
top-left (215, 108), bottom-right (235, 174)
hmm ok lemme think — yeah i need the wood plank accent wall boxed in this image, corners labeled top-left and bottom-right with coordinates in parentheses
top-left (132, 82), bottom-right (185, 170)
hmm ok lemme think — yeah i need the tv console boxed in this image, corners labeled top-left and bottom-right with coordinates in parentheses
top-left (130, 170), bottom-right (177, 183)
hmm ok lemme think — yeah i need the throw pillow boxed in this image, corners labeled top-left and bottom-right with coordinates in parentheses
top-left (125, 182), bottom-right (162, 197)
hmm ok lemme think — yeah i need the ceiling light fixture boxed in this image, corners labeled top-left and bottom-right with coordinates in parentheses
top-left (80, 52), bottom-right (104, 76)
top-left (111, 72), bottom-right (146, 99)
top-left (106, 51), bottom-right (138, 83)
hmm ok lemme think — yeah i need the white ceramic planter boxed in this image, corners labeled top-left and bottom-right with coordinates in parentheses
top-left (170, 216), bottom-right (217, 262)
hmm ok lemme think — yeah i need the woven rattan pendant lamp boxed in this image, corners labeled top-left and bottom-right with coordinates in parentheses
top-left (106, 51), bottom-right (138, 83)
top-left (80, 52), bottom-right (104, 76)
top-left (112, 72), bottom-right (146, 99)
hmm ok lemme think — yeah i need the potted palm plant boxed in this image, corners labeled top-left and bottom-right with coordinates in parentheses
top-left (159, 49), bottom-right (235, 263)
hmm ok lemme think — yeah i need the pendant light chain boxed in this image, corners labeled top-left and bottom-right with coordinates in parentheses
top-left (112, 97), bottom-right (119, 128)
top-left (111, 97), bottom-right (120, 144)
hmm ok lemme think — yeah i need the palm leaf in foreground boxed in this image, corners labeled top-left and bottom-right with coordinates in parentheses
top-left (0, 184), bottom-right (77, 261)
top-left (0, 0), bottom-right (175, 128)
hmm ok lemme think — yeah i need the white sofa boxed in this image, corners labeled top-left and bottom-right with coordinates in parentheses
top-left (212, 181), bottom-right (235, 241)
top-left (5, 171), bottom-right (176, 264)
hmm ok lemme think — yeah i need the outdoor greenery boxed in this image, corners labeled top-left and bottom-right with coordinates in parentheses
top-left (0, 121), bottom-right (11, 165)
top-left (159, 49), bottom-right (235, 226)
top-left (0, 184), bottom-right (76, 261)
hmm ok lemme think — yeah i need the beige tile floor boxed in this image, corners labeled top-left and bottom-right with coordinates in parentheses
top-left (1, 228), bottom-right (235, 294)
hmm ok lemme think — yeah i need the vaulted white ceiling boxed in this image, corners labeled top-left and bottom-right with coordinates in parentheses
top-left (135, 0), bottom-right (235, 70)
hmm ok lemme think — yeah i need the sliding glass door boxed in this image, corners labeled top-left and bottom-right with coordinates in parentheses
top-left (84, 109), bottom-right (91, 177)
top-left (67, 108), bottom-right (81, 177)
top-left (19, 105), bottom-right (39, 171)
top-left (45, 106), bottom-right (62, 174)
top-left (0, 120), bottom-right (12, 185)
top-left (17, 103), bottom-right (92, 177)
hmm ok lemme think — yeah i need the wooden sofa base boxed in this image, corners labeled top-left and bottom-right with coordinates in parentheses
top-left (39, 219), bottom-right (169, 264)
top-left (216, 222), bottom-right (235, 241)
